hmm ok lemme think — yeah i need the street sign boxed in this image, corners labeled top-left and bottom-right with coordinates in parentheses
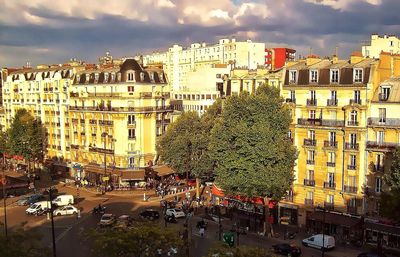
top-left (222, 232), bottom-right (234, 246)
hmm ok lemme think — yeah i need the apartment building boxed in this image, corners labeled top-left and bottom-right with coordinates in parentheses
top-left (265, 48), bottom-right (296, 70)
top-left (142, 38), bottom-right (265, 92)
top-left (362, 34), bottom-right (400, 58)
top-left (68, 58), bottom-right (172, 185)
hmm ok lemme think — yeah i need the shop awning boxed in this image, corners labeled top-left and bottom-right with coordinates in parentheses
top-left (212, 184), bottom-right (225, 197)
top-left (121, 170), bottom-right (145, 181)
top-left (84, 164), bottom-right (116, 174)
top-left (211, 185), bottom-right (276, 207)
top-left (365, 221), bottom-right (400, 236)
top-left (152, 165), bottom-right (175, 176)
top-left (307, 211), bottom-right (362, 227)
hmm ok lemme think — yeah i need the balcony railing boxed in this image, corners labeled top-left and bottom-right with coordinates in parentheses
top-left (347, 120), bottom-right (359, 126)
top-left (88, 146), bottom-right (114, 154)
top-left (323, 182), bottom-right (336, 189)
top-left (367, 117), bottom-right (400, 127)
top-left (285, 98), bottom-right (296, 104)
top-left (366, 141), bottom-right (399, 151)
top-left (324, 202), bottom-right (334, 211)
top-left (327, 162), bottom-right (336, 168)
top-left (69, 105), bottom-right (173, 113)
top-left (304, 179), bottom-right (315, 186)
top-left (324, 140), bottom-right (338, 148)
top-left (71, 144), bottom-right (79, 150)
top-left (304, 138), bottom-right (317, 146)
top-left (345, 143), bottom-right (359, 150)
top-left (343, 185), bottom-right (357, 193)
top-left (297, 118), bottom-right (344, 127)
top-left (347, 165), bottom-right (357, 170)
top-left (306, 99), bottom-right (317, 106)
top-left (327, 99), bottom-right (338, 106)
top-left (306, 160), bottom-right (315, 165)
top-left (304, 199), bottom-right (314, 206)
top-left (378, 93), bottom-right (389, 101)
top-left (350, 99), bottom-right (362, 105)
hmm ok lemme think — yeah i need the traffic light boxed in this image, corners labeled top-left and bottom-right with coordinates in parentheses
top-left (222, 232), bottom-right (234, 246)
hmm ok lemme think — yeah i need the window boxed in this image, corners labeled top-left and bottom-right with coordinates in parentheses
top-left (350, 133), bottom-right (357, 145)
top-left (310, 90), bottom-right (316, 100)
top-left (307, 170), bottom-right (314, 180)
top-left (327, 172), bottom-right (335, 184)
top-left (290, 90), bottom-right (295, 101)
top-left (376, 154), bottom-right (384, 170)
top-left (379, 108), bottom-right (386, 123)
top-left (327, 195), bottom-right (334, 203)
top-left (375, 177), bottom-right (382, 193)
top-left (128, 129), bottom-right (135, 139)
top-left (348, 176), bottom-right (356, 187)
top-left (350, 110), bottom-right (358, 124)
top-left (330, 69), bottom-right (339, 83)
top-left (127, 71), bottom-right (135, 82)
top-left (306, 191), bottom-right (314, 200)
top-left (128, 157), bottom-right (135, 168)
top-left (128, 115), bottom-right (135, 125)
top-left (380, 87), bottom-right (390, 100)
top-left (354, 90), bottom-right (361, 103)
top-left (150, 72), bottom-right (155, 82)
top-left (128, 86), bottom-right (134, 92)
top-left (94, 73), bottom-right (99, 82)
top-left (140, 72), bottom-right (145, 81)
top-left (308, 130), bottom-right (315, 140)
top-left (350, 154), bottom-right (356, 166)
top-left (310, 70), bottom-right (318, 83)
top-left (354, 68), bottom-right (363, 83)
top-left (330, 90), bottom-right (337, 100)
top-left (309, 110), bottom-right (316, 119)
top-left (329, 132), bottom-right (336, 143)
top-left (289, 70), bottom-right (297, 83)
top-left (104, 73), bottom-right (109, 82)
top-left (390, 41), bottom-right (394, 47)
top-left (328, 152), bottom-right (336, 164)
top-left (377, 131), bottom-right (385, 144)
top-left (308, 150), bottom-right (315, 162)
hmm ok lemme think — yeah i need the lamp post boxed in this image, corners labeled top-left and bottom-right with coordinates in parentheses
top-left (47, 187), bottom-right (57, 257)
top-left (316, 205), bottom-right (326, 257)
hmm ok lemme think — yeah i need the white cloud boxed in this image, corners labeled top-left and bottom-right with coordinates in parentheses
top-left (304, 0), bottom-right (382, 10)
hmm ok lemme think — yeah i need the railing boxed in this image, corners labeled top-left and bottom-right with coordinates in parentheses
top-left (367, 141), bottom-right (399, 150)
top-left (327, 162), bottom-right (336, 167)
top-left (306, 99), bottom-right (317, 106)
top-left (368, 117), bottom-right (400, 127)
top-left (128, 136), bottom-right (136, 140)
top-left (89, 119), bottom-right (97, 125)
top-left (71, 144), bottom-right (79, 149)
top-left (304, 138), bottom-right (317, 146)
top-left (304, 179), bottom-right (315, 186)
top-left (347, 121), bottom-right (359, 126)
top-left (323, 182), bottom-right (336, 189)
top-left (343, 185), bottom-right (357, 193)
top-left (88, 146), bottom-right (114, 154)
top-left (324, 202), bottom-right (334, 211)
top-left (324, 140), bottom-right (338, 148)
top-left (285, 98), bottom-right (296, 104)
top-left (347, 165), bottom-right (357, 170)
top-left (298, 119), bottom-right (344, 127)
top-left (99, 120), bottom-right (113, 126)
top-left (349, 99), bottom-right (362, 105)
top-left (306, 160), bottom-right (315, 165)
top-left (139, 92), bottom-right (153, 98)
top-left (70, 92), bottom-right (79, 97)
top-left (127, 121), bottom-right (136, 126)
top-left (69, 105), bottom-right (173, 112)
top-left (156, 119), bottom-right (171, 125)
top-left (345, 143), bottom-right (359, 150)
top-left (304, 199), bottom-right (314, 206)
top-left (327, 99), bottom-right (338, 106)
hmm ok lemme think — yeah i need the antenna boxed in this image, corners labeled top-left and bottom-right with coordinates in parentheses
top-left (335, 45), bottom-right (339, 57)
top-left (309, 47), bottom-right (312, 56)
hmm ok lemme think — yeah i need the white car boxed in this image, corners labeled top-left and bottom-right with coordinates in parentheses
top-left (99, 214), bottom-right (116, 226)
top-left (165, 208), bottom-right (185, 218)
top-left (53, 205), bottom-right (78, 216)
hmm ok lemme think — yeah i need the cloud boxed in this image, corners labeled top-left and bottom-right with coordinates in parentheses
top-left (0, 0), bottom-right (399, 67)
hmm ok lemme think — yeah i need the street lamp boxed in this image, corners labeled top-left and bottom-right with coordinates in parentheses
top-left (46, 187), bottom-right (58, 257)
top-left (316, 205), bottom-right (326, 257)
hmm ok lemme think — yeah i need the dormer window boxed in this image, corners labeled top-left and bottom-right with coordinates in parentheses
top-left (289, 70), bottom-right (297, 83)
top-left (85, 74), bottom-right (90, 82)
top-left (94, 73), bottom-right (99, 82)
top-left (111, 73), bottom-right (115, 82)
top-left (330, 69), bottom-right (339, 83)
top-left (380, 86), bottom-right (391, 101)
top-left (140, 72), bottom-right (145, 81)
top-left (127, 71), bottom-right (135, 82)
top-left (117, 72), bottom-right (121, 81)
top-left (310, 70), bottom-right (318, 83)
top-left (104, 73), bottom-right (109, 82)
top-left (150, 72), bottom-right (155, 82)
top-left (159, 73), bottom-right (164, 83)
top-left (354, 68), bottom-right (363, 83)
top-left (76, 74), bottom-right (80, 82)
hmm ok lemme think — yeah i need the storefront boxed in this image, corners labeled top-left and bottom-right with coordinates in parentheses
top-left (365, 219), bottom-right (400, 250)
top-left (279, 202), bottom-right (298, 226)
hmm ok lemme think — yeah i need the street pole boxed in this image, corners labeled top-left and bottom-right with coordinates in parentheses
top-left (49, 188), bottom-right (57, 257)
top-left (322, 208), bottom-right (325, 257)
top-left (2, 155), bottom-right (8, 238)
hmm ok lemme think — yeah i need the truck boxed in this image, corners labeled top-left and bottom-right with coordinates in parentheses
top-left (26, 201), bottom-right (51, 215)
top-left (302, 234), bottom-right (335, 250)
top-left (52, 194), bottom-right (74, 207)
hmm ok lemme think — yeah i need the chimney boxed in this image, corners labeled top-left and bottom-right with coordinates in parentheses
top-left (350, 51), bottom-right (364, 64)
top-left (332, 55), bottom-right (339, 64)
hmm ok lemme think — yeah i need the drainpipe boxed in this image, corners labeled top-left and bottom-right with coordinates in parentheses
top-left (341, 108), bottom-right (346, 194)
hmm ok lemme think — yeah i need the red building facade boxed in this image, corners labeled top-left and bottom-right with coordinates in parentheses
top-left (265, 48), bottom-right (296, 70)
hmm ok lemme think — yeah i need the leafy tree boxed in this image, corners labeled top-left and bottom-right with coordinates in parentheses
top-left (384, 146), bottom-right (400, 190)
top-left (209, 85), bottom-right (297, 236)
top-left (206, 243), bottom-right (277, 257)
top-left (0, 224), bottom-right (51, 257)
top-left (88, 223), bottom-right (184, 257)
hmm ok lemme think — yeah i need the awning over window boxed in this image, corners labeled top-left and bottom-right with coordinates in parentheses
top-left (307, 211), bottom-right (362, 227)
top-left (365, 221), bottom-right (400, 236)
top-left (152, 165), bottom-right (175, 176)
top-left (121, 170), bottom-right (145, 181)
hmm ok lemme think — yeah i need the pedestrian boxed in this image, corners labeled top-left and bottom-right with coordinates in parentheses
top-left (199, 227), bottom-right (205, 237)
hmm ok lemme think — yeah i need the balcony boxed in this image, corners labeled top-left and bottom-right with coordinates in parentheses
top-left (285, 98), bottom-right (296, 104)
top-left (80, 119), bottom-right (85, 124)
top-left (327, 162), bottom-right (336, 167)
top-left (156, 119), bottom-right (171, 125)
top-left (70, 92), bottom-right (79, 97)
top-left (306, 99), bottom-right (317, 106)
top-left (88, 146), bottom-right (114, 155)
top-left (99, 120), bottom-right (113, 126)
top-left (327, 99), bottom-right (338, 106)
top-left (139, 92), bottom-right (153, 98)
top-left (349, 99), bottom-right (362, 105)
top-left (324, 140), bottom-right (338, 149)
top-left (127, 121), bottom-right (136, 126)
top-left (128, 136), bottom-right (136, 140)
top-left (91, 133), bottom-right (97, 137)
top-left (323, 182), bottom-right (336, 189)
top-left (304, 199), bottom-right (314, 206)
top-left (347, 165), bottom-right (357, 170)
top-left (347, 120), bottom-right (359, 126)
top-left (303, 138), bottom-right (317, 147)
top-left (89, 119), bottom-right (97, 125)
top-left (366, 141), bottom-right (399, 151)
top-left (324, 202), bottom-right (335, 211)
top-left (71, 144), bottom-right (79, 150)
top-left (298, 118), bottom-right (344, 127)
top-left (378, 93), bottom-right (389, 101)
top-left (304, 179), bottom-right (315, 186)
top-left (369, 162), bottom-right (384, 173)
top-left (68, 105), bottom-right (173, 113)
top-left (306, 160), bottom-right (315, 165)
top-left (345, 143), bottom-right (359, 150)
top-left (343, 185), bottom-right (357, 194)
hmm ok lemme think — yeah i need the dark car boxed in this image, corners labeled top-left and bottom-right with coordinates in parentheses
top-left (272, 243), bottom-right (302, 257)
top-left (357, 253), bottom-right (387, 257)
top-left (139, 209), bottom-right (160, 220)
top-left (18, 194), bottom-right (43, 206)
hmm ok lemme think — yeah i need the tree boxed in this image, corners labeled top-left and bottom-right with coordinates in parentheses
top-left (384, 146), bottom-right (400, 190)
top-left (209, 85), bottom-right (297, 236)
top-left (206, 243), bottom-right (277, 257)
top-left (88, 223), bottom-right (184, 257)
top-left (0, 224), bottom-right (51, 257)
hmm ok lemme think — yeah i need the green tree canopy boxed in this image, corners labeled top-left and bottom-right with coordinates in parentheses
top-left (210, 84), bottom-right (297, 200)
top-left (157, 99), bottom-right (221, 178)
top-left (206, 243), bottom-right (277, 257)
top-left (385, 146), bottom-right (400, 190)
top-left (88, 223), bottom-right (184, 257)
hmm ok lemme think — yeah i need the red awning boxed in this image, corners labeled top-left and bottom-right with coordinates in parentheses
top-left (212, 184), bottom-right (225, 197)
top-left (211, 185), bottom-right (277, 207)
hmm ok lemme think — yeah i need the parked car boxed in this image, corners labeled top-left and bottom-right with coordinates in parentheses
top-left (17, 194), bottom-right (42, 206)
top-left (53, 205), bottom-right (78, 216)
top-left (272, 243), bottom-right (302, 257)
top-left (165, 208), bottom-right (185, 218)
top-left (357, 253), bottom-right (387, 257)
top-left (302, 234), bottom-right (335, 250)
top-left (52, 195), bottom-right (74, 207)
top-left (113, 215), bottom-right (133, 230)
top-left (139, 209), bottom-right (160, 220)
top-left (99, 214), bottom-right (116, 226)
top-left (26, 201), bottom-right (51, 215)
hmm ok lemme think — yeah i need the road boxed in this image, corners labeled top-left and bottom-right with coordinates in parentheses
top-left (0, 183), bottom-right (373, 257)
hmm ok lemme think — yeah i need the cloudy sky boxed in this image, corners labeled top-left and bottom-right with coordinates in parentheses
top-left (0, 0), bottom-right (399, 67)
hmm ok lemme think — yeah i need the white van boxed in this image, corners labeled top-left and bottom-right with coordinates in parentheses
top-left (26, 201), bottom-right (51, 215)
top-left (52, 195), bottom-right (74, 207)
top-left (302, 234), bottom-right (335, 250)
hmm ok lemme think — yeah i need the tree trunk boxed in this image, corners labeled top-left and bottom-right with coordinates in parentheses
top-left (195, 177), bottom-right (200, 200)
top-left (263, 197), bottom-right (274, 237)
